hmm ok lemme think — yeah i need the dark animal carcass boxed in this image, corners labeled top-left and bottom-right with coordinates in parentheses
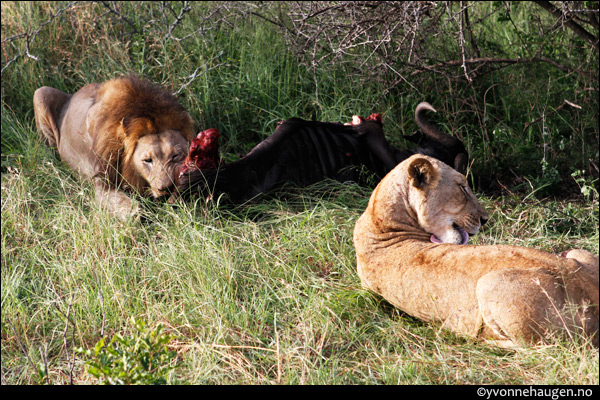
top-left (177, 102), bottom-right (467, 203)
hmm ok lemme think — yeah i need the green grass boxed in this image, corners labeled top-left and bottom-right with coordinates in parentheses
top-left (1, 1), bottom-right (598, 385)
top-left (2, 159), bottom-right (598, 385)
top-left (2, 118), bottom-right (597, 384)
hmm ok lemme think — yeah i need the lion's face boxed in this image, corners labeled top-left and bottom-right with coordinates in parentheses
top-left (131, 130), bottom-right (189, 198)
top-left (407, 157), bottom-right (489, 244)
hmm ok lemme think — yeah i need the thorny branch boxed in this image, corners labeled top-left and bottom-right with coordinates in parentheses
top-left (162, 1), bottom-right (192, 41)
top-left (1, 1), bottom-right (81, 75)
top-left (1, 1), bottom-right (238, 79)
top-left (2, 1), bottom-right (598, 89)
top-left (534, 1), bottom-right (599, 50)
top-left (226, 1), bottom-right (597, 95)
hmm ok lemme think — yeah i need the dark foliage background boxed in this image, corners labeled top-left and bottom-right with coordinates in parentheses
top-left (2, 1), bottom-right (598, 197)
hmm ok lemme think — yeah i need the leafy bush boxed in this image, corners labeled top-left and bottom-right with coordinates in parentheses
top-left (77, 318), bottom-right (177, 385)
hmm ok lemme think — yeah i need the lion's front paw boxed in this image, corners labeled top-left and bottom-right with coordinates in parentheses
top-left (94, 182), bottom-right (140, 220)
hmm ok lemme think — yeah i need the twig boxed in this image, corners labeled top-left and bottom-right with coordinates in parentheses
top-left (249, 11), bottom-right (288, 31)
top-left (409, 56), bottom-right (595, 80)
top-left (7, 319), bottom-right (38, 375)
top-left (462, 1), bottom-right (480, 58)
top-left (458, 2), bottom-right (473, 82)
top-left (55, 297), bottom-right (75, 385)
top-left (274, 312), bottom-right (282, 384)
top-left (98, 1), bottom-right (139, 34)
top-left (589, 159), bottom-right (599, 174)
top-left (91, 262), bottom-right (106, 336)
top-left (174, 51), bottom-right (226, 95)
top-left (523, 99), bottom-right (582, 130)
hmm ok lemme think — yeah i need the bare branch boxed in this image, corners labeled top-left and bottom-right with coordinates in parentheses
top-left (534, 1), bottom-right (599, 50)
top-left (163, 1), bottom-right (192, 41)
top-left (174, 51), bottom-right (226, 96)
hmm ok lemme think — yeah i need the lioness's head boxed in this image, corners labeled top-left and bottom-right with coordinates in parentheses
top-left (405, 155), bottom-right (489, 244)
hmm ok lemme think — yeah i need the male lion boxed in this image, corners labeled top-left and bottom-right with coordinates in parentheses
top-left (353, 154), bottom-right (599, 347)
top-left (33, 75), bottom-right (194, 218)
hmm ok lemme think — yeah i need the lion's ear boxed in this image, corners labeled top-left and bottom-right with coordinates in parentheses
top-left (117, 117), bottom-right (129, 141)
top-left (119, 117), bottom-right (154, 138)
top-left (119, 117), bottom-right (155, 152)
top-left (408, 157), bottom-right (438, 189)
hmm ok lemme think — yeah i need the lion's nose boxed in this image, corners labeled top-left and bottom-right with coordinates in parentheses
top-left (157, 183), bottom-right (172, 193)
top-left (155, 180), bottom-right (174, 195)
top-left (480, 216), bottom-right (489, 226)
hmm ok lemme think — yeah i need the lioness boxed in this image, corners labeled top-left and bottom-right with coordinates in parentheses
top-left (33, 75), bottom-right (194, 218)
top-left (353, 154), bottom-right (599, 347)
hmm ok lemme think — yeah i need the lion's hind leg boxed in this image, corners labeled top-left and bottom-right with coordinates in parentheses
top-left (33, 86), bottom-right (72, 148)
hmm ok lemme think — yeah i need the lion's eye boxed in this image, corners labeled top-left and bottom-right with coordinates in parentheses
top-left (143, 158), bottom-right (153, 165)
top-left (171, 153), bottom-right (182, 162)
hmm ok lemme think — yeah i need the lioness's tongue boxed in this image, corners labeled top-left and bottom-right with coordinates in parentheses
top-left (430, 235), bottom-right (443, 244)
top-left (458, 228), bottom-right (470, 245)
top-left (430, 228), bottom-right (469, 245)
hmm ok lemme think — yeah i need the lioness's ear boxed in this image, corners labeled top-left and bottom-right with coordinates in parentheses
top-left (408, 157), bottom-right (438, 189)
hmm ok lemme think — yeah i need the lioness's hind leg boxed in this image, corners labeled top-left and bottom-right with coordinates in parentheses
top-left (562, 249), bottom-right (599, 279)
top-left (33, 86), bottom-right (72, 148)
top-left (476, 269), bottom-right (570, 346)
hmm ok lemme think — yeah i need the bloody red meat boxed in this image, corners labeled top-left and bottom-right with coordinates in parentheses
top-left (179, 128), bottom-right (220, 178)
